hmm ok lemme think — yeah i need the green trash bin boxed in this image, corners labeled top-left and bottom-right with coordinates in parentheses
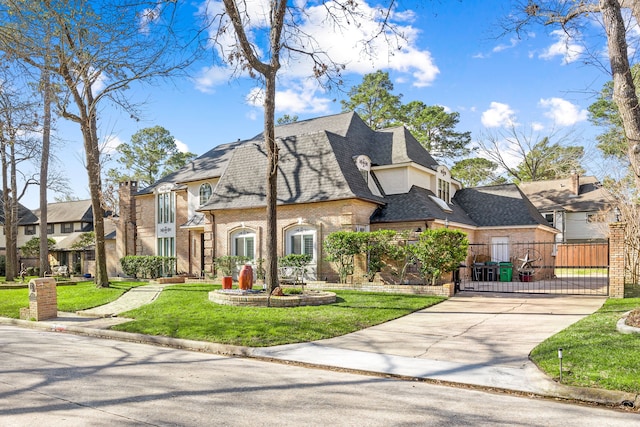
top-left (499, 262), bottom-right (513, 282)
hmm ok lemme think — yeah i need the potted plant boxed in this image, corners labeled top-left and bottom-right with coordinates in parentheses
top-left (215, 255), bottom-right (247, 289)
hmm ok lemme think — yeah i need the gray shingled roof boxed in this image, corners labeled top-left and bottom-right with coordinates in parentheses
top-left (139, 111), bottom-right (440, 199)
top-left (200, 130), bottom-right (385, 210)
top-left (370, 186), bottom-right (475, 225)
top-left (453, 184), bottom-right (550, 227)
top-left (137, 139), bottom-right (248, 195)
top-left (518, 176), bottom-right (609, 212)
top-left (188, 111), bottom-right (447, 211)
top-left (0, 191), bottom-right (39, 225)
top-left (29, 199), bottom-right (94, 225)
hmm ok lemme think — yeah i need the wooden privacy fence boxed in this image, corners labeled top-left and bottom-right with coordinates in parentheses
top-left (555, 243), bottom-right (609, 267)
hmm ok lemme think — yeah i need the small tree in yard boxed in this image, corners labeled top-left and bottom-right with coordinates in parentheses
top-left (324, 231), bottom-right (368, 284)
top-left (363, 230), bottom-right (397, 282)
top-left (20, 237), bottom-right (56, 258)
top-left (411, 229), bottom-right (468, 286)
top-left (384, 231), bottom-right (414, 284)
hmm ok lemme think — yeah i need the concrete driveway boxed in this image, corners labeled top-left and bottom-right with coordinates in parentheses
top-left (253, 292), bottom-right (609, 395)
top-left (319, 292), bottom-right (606, 367)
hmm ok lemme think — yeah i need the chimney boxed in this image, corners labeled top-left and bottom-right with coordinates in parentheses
top-left (570, 170), bottom-right (579, 195)
top-left (117, 181), bottom-right (138, 259)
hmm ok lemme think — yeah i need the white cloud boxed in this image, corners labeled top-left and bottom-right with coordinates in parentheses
top-left (481, 102), bottom-right (517, 128)
top-left (101, 134), bottom-right (123, 155)
top-left (138, 5), bottom-right (162, 34)
top-left (193, 66), bottom-right (233, 93)
top-left (539, 29), bottom-right (584, 64)
top-left (539, 97), bottom-right (588, 126)
top-left (531, 122), bottom-right (545, 131)
top-left (493, 37), bottom-right (519, 53)
top-left (197, 0), bottom-right (439, 95)
top-left (245, 81), bottom-right (333, 115)
top-left (175, 139), bottom-right (189, 153)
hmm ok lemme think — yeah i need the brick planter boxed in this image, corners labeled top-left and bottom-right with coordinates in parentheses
top-left (209, 290), bottom-right (336, 307)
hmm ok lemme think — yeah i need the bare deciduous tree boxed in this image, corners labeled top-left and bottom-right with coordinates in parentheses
top-left (203, 0), bottom-right (404, 292)
top-left (476, 125), bottom-right (585, 183)
top-left (0, 0), bottom-right (193, 286)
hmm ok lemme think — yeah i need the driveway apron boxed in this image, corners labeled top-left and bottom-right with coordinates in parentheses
top-left (319, 292), bottom-right (606, 368)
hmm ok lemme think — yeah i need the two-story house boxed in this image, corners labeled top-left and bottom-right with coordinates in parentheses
top-left (122, 112), bottom-right (555, 282)
top-left (519, 172), bottom-right (612, 243)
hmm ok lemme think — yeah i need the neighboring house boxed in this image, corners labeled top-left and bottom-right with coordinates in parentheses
top-left (19, 200), bottom-right (116, 276)
top-left (519, 173), bottom-right (612, 243)
top-left (121, 112), bottom-right (556, 282)
top-left (0, 191), bottom-right (40, 255)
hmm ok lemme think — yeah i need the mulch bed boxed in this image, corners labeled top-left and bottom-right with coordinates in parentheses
top-left (626, 309), bottom-right (640, 328)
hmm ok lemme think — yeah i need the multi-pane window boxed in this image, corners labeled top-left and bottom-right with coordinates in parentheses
top-left (47, 224), bottom-right (55, 234)
top-left (157, 237), bottom-right (175, 257)
top-left (291, 234), bottom-right (314, 256)
top-left (286, 227), bottom-right (316, 260)
top-left (437, 178), bottom-right (450, 203)
top-left (157, 192), bottom-right (175, 224)
top-left (199, 183), bottom-right (212, 206)
top-left (25, 225), bottom-right (36, 235)
top-left (233, 230), bottom-right (255, 260)
top-left (61, 223), bottom-right (74, 233)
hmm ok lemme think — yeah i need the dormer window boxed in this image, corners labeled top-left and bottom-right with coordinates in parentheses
top-left (438, 178), bottom-right (451, 203)
top-left (199, 183), bottom-right (212, 206)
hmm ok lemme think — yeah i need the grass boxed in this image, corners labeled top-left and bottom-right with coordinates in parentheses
top-left (530, 297), bottom-right (640, 393)
top-left (0, 281), bottom-right (145, 318)
top-left (112, 284), bottom-right (444, 347)
top-left (554, 268), bottom-right (608, 277)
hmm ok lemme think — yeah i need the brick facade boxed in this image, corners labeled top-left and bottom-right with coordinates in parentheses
top-left (20, 278), bottom-right (57, 321)
top-left (609, 222), bottom-right (625, 298)
top-left (206, 199), bottom-right (379, 282)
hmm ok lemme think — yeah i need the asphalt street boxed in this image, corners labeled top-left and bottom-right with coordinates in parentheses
top-left (1, 325), bottom-right (638, 426)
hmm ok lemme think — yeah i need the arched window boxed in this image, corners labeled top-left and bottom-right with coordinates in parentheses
top-left (199, 183), bottom-right (212, 206)
top-left (285, 226), bottom-right (316, 261)
top-left (231, 229), bottom-right (255, 260)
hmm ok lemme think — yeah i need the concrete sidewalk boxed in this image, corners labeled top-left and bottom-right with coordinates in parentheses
top-left (3, 286), bottom-right (637, 408)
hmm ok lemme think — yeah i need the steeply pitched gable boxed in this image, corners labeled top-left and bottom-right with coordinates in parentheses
top-left (201, 129), bottom-right (385, 210)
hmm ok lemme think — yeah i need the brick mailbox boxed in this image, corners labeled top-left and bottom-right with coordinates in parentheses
top-left (20, 278), bottom-right (58, 321)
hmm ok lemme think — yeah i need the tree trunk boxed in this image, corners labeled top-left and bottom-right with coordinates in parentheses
top-left (264, 72), bottom-right (279, 293)
top-left (9, 139), bottom-right (19, 280)
top-left (600, 0), bottom-right (640, 191)
top-left (1, 142), bottom-right (15, 281)
top-left (82, 116), bottom-right (109, 287)
top-left (39, 67), bottom-right (51, 276)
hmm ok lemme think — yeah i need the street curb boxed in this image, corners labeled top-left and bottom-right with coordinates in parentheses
top-left (1, 315), bottom-right (637, 410)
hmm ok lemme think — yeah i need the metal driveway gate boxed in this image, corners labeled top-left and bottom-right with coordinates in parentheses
top-left (458, 241), bottom-right (609, 296)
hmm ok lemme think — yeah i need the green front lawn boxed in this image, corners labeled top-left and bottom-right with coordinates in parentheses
top-left (0, 281), bottom-right (145, 318)
top-left (531, 297), bottom-right (640, 393)
top-left (113, 284), bottom-right (443, 347)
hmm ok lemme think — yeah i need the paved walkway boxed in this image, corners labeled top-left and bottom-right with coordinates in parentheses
top-left (4, 284), bottom-right (637, 407)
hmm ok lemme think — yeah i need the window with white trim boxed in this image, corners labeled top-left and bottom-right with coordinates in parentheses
top-left (232, 229), bottom-right (255, 260)
top-left (199, 183), bottom-right (212, 206)
top-left (438, 178), bottom-right (450, 203)
top-left (157, 191), bottom-right (175, 224)
top-left (286, 226), bottom-right (316, 261)
top-left (157, 237), bottom-right (175, 257)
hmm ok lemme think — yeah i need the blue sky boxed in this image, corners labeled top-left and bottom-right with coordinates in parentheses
top-left (22, 0), bottom-right (620, 209)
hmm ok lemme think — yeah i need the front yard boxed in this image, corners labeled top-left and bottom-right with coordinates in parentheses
top-left (3, 279), bottom-right (639, 393)
top-left (531, 297), bottom-right (640, 393)
top-left (0, 281), bottom-right (145, 318)
top-left (112, 284), bottom-right (443, 347)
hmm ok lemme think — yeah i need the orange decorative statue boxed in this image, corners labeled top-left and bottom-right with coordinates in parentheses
top-left (238, 264), bottom-right (254, 290)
